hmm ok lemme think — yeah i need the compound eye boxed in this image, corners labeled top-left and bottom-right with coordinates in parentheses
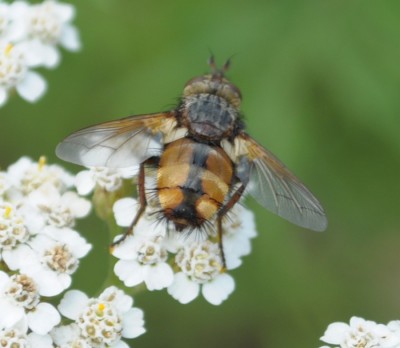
top-left (183, 76), bottom-right (211, 96)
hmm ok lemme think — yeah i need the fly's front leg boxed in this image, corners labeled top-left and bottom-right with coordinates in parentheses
top-left (217, 184), bottom-right (246, 271)
top-left (111, 160), bottom-right (148, 248)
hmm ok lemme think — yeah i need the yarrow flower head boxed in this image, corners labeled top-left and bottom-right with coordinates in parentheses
top-left (0, 202), bottom-right (30, 254)
top-left (0, 318), bottom-right (53, 348)
top-left (75, 166), bottom-right (139, 196)
top-left (4, 229), bottom-right (92, 296)
top-left (320, 316), bottom-right (400, 348)
top-left (0, 271), bottom-right (60, 334)
top-left (0, 41), bottom-right (46, 106)
top-left (0, 0), bottom-right (81, 107)
top-left (111, 191), bottom-right (257, 305)
top-left (6, 156), bottom-right (74, 199)
top-left (0, 155), bottom-right (92, 340)
top-left (112, 198), bottom-right (174, 291)
top-left (57, 286), bottom-right (145, 347)
top-left (23, 182), bottom-right (91, 229)
top-left (168, 240), bottom-right (235, 305)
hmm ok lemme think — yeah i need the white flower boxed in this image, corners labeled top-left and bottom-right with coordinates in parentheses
top-left (0, 171), bottom-right (11, 197)
top-left (75, 166), bottom-right (138, 195)
top-left (0, 271), bottom-right (60, 334)
top-left (22, 182), bottom-right (91, 229)
top-left (6, 156), bottom-right (74, 198)
top-left (168, 240), bottom-right (235, 305)
top-left (112, 199), bottom-right (173, 291)
top-left (0, 2), bottom-right (25, 43)
top-left (14, 0), bottom-right (80, 68)
top-left (0, 318), bottom-right (53, 348)
top-left (388, 321), bottom-right (400, 340)
top-left (0, 41), bottom-right (46, 106)
top-left (0, 203), bottom-right (30, 256)
top-left (4, 230), bottom-right (91, 296)
top-left (221, 204), bottom-right (257, 270)
top-left (0, 3), bottom-right (12, 39)
top-left (113, 233), bottom-right (174, 291)
top-left (51, 323), bottom-right (92, 348)
top-left (113, 197), bottom-right (139, 228)
top-left (58, 286), bottom-right (146, 347)
top-left (320, 316), bottom-right (400, 348)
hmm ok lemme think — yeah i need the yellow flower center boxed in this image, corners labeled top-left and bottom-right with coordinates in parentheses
top-left (4, 43), bottom-right (13, 56)
top-left (38, 156), bottom-right (47, 171)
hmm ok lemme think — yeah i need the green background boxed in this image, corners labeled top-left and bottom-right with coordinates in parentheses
top-left (1, 1), bottom-right (400, 347)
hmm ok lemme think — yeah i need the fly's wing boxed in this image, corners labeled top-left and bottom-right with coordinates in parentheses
top-left (56, 112), bottom-right (180, 168)
top-left (222, 133), bottom-right (327, 231)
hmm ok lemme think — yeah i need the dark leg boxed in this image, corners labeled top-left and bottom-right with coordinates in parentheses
top-left (111, 161), bottom-right (147, 248)
top-left (217, 184), bottom-right (246, 270)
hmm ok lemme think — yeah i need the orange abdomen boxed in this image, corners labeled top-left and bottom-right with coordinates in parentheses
top-left (157, 137), bottom-right (233, 229)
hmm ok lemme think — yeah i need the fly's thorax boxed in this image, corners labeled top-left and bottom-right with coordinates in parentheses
top-left (180, 74), bottom-right (241, 141)
top-left (181, 93), bottom-right (239, 141)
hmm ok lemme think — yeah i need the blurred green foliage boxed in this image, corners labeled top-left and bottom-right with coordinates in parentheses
top-left (1, 1), bottom-right (400, 347)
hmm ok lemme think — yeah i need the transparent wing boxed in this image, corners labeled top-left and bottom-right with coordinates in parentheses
top-left (230, 133), bottom-right (327, 231)
top-left (56, 112), bottom-right (178, 168)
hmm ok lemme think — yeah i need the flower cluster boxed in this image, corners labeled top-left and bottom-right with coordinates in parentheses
top-left (0, 157), bottom-right (146, 347)
top-left (320, 316), bottom-right (400, 348)
top-left (110, 180), bottom-right (257, 305)
top-left (54, 286), bottom-right (145, 347)
top-left (0, 0), bottom-right (80, 107)
top-left (0, 156), bottom-right (89, 335)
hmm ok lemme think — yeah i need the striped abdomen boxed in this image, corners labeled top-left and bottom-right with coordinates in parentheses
top-left (157, 137), bottom-right (233, 230)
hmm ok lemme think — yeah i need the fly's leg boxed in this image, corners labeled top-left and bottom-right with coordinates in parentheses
top-left (111, 161), bottom-right (148, 248)
top-left (217, 184), bottom-right (246, 271)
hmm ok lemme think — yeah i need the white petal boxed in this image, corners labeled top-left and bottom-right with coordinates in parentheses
top-left (121, 308), bottom-right (146, 339)
top-left (50, 323), bottom-right (80, 345)
top-left (34, 270), bottom-right (71, 297)
top-left (16, 71), bottom-right (47, 103)
top-left (40, 45), bottom-right (60, 69)
top-left (167, 273), bottom-right (199, 304)
top-left (320, 322), bottom-right (349, 344)
top-left (113, 198), bottom-right (138, 227)
top-left (114, 260), bottom-right (144, 287)
top-left (17, 40), bottom-right (44, 68)
top-left (225, 234), bottom-right (252, 257)
top-left (58, 290), bottom-right (88, 320)
top-left (12, 317), bottom-right (29, 334)
top-left (27, 333), bottom-right (53, 348)
top-left (74, 170), bottom-right (95, 195)
top-left (28, 182), bottom-right (60, 206)
top-left (20, 204), bottom-right (46, 233)
top-left (0, 87), bottom-right (8, 107)
top-left (143, 263), bottom-right (174, 291)
top-left (27, 303), bottom-right (60, 334)
top-left (0, 298), bottom-right (24, 328)
top-left (225, 254), bottom-right (242, 270)
top-left (2, 244), bottom-right (35, 271)
top-left (54, 2), bottom-right (75, 22)
top-left (60, 25), bottom-right (81, 51)
top-left (0, 271), bottom-right (9, 291)
top-left (202, 273), bottom-right (235, 305)
top-left (106, 290), bottom-right (133, 314)
top-left (61, 192), bottom-right (91, 218)
top-left (112, 235), bottom-right (137, 260)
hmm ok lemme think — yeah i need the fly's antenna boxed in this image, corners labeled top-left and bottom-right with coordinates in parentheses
top-left (208, 54), bottom-right (218, 75)
top-left (208, 55), bottom-right (233, 78)
top-left (221, 57), bottom-right (231, 74)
